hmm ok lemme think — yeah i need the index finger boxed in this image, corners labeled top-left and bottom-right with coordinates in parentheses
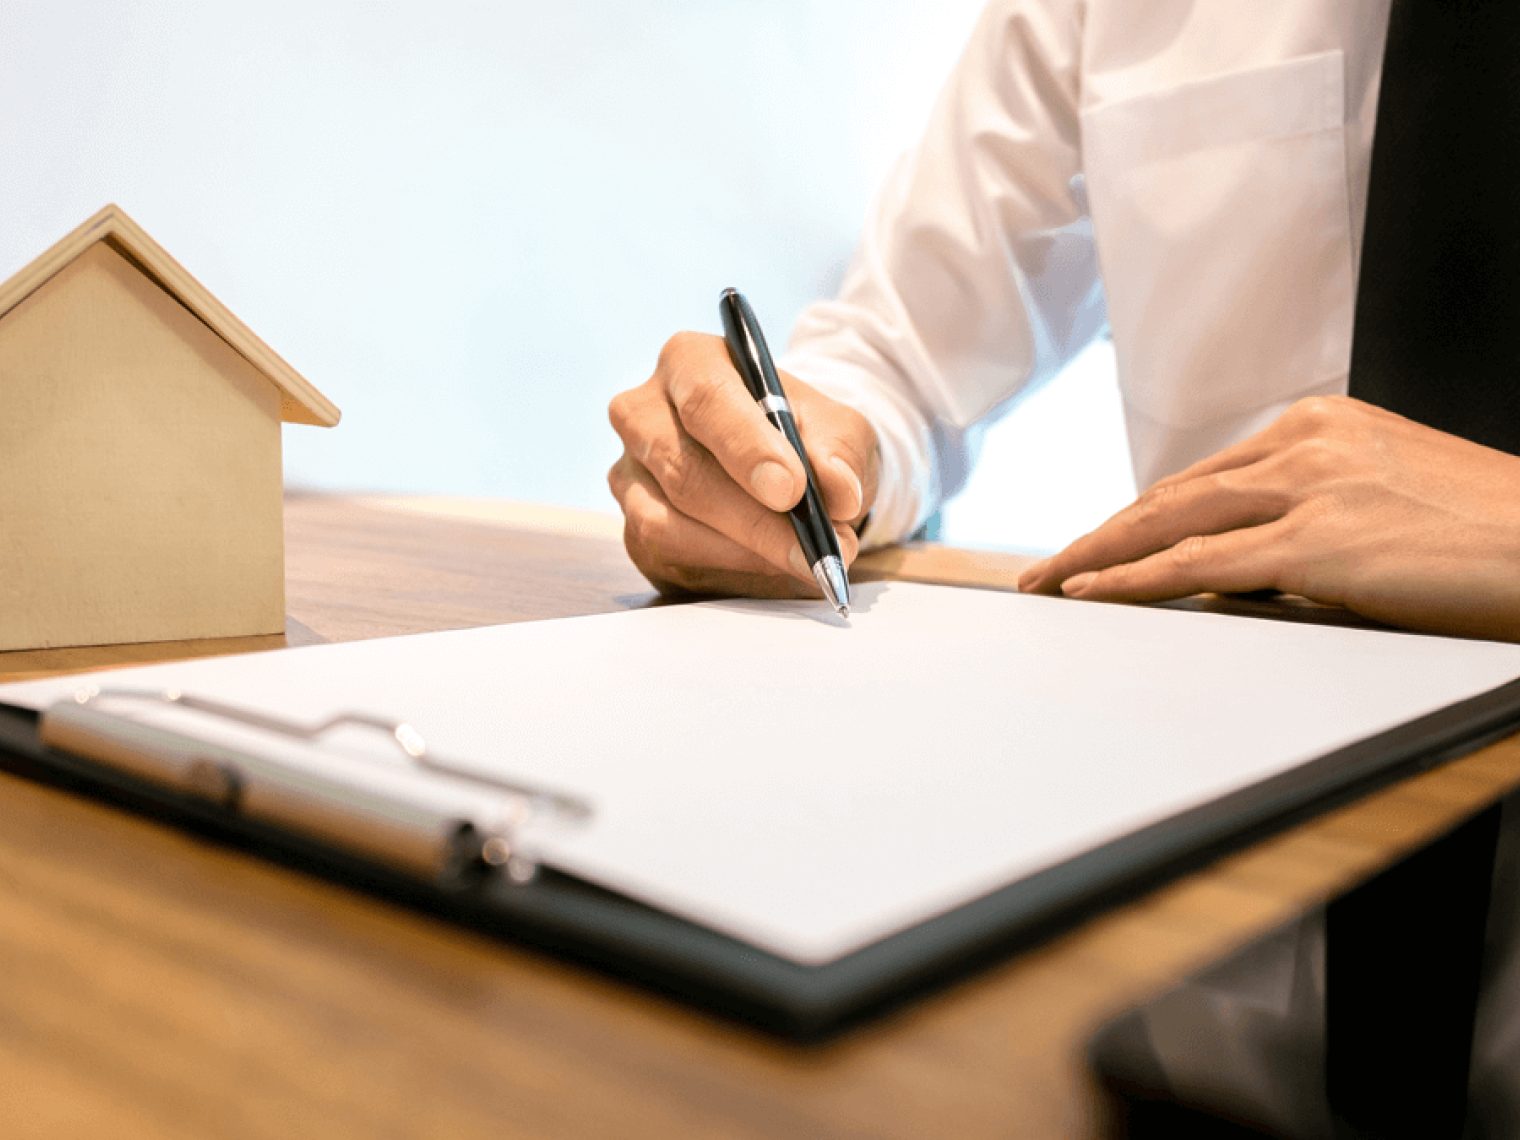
top-left (664, 337), bottom-right (806, 513)
top-left (1020, 469), bottom-right (1284, 594)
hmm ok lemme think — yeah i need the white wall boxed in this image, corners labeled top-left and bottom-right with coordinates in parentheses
top-left (1, 0), bottom-right (1131, 553)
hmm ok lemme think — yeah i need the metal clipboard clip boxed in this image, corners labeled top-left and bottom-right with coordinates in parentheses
top-left (40, 686), bottom-right (593, 886)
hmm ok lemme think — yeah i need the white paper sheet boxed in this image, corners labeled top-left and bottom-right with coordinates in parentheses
top-left (5, 582), bottom-right (1520, 965)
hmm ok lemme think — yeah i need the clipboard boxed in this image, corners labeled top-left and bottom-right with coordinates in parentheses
top-left (5, 654), bottom-right (1520, 1041)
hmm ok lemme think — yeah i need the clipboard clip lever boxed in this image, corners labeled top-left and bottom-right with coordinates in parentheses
top-left (43, 686), bottom-right (594, 887)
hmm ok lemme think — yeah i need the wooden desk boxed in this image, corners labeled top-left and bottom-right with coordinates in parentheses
top-left (3, 494), bottom-right (1518, 1138)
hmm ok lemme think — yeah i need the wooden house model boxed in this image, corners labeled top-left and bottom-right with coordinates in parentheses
top-left (0, 205), bottom-right (340, 651)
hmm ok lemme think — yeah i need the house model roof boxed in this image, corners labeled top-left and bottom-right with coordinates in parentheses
top-left (0, 204), bottom-right (340, 427)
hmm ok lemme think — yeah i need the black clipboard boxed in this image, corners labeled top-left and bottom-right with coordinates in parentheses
top-left (6, 665), bottom-right (1520, 1042)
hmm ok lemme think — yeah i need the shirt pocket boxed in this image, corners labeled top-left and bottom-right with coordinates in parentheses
top-left (1080, 50), bottom-right (1356, 428)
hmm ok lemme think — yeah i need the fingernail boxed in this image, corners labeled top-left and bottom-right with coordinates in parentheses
top-left (1018, 557), bottom-right (1051, 591)
top-left (1062, 571), bottom-right (1097, 597)
top-left (751, 460), bottom-right (795, 511)
top-left (829, 456), bottom-right (863, 517)
top-left (788, 545), bottom-right (810, 580)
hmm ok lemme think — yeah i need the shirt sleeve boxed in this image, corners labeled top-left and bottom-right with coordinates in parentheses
top-left (778, 0), bottom-right (1105, 546)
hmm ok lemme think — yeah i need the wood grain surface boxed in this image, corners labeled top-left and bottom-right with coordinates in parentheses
top-left (2, 494), bottom-right (1518, 1139)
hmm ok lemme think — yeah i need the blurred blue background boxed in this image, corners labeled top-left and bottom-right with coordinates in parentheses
top-left (0, 0), bottom-right (1133, 552)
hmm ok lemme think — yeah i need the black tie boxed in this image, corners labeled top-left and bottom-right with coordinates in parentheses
top-left (1348, 0), bottom-right (1520, 452)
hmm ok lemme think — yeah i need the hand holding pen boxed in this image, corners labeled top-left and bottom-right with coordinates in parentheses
top-left (607, 299), bottom-right (879, 604)
top-left (718, 288), bottom-right (851, 614)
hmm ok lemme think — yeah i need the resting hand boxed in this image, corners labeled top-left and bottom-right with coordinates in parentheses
top-left (1018, 396), bottom-right (1520, 640)
top-left (608, 332), bottom-right (879, 597)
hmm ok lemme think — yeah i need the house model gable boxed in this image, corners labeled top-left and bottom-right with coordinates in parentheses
top-left (0, 204), bottom-right (339, 427)
top-left (0, 205), bottom-right (341, 652)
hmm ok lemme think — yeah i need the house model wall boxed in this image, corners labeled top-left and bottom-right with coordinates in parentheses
top-left (0, 205), bottom-right (340, 652)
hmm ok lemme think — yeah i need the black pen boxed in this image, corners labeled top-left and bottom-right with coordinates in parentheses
top-left (719, 287), bottom-right (851, 616)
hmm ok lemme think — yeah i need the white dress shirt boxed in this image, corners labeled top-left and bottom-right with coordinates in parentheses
top-left (780, 0), bottom-right (1391, 546)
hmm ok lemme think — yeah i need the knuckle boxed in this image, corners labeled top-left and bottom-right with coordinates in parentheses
top-left (1289, 394), bottom-right (1353, 433)
top-left (622, 500), bottom-right (659, 557)
top-left (657, 330), bottom-right (705, 374)
top-left (619, 492), bottom-right (711, 598)
top-left (1292, 395), bottom-right (1333, 423)
top-left (1203, 470), bottom-right (1237, 497)
top-left (606, 460), bottom-right (628, 502)
top-left (1291, 435), bottom-right (1347, 476)
top-left (1131, 482), bottom-right (1177, 525)
top-left (607, 390), bottom-right (632, 434)
top-left (653, 560), bottom-right (699, 595)
top-left (674, 366), bottom-right (722, 425)
top-left (649, 439), bottom-right (702, 508)
top-left (608, 387), bottom-right (656, 445)
top-left (625, 528), bottom-right (686, 600)
top-left (1171, 534), bottom-right (1211, 569)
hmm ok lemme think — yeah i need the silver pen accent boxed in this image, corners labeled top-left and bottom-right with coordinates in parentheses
top-left (812, 555), bottom-right (851, 618)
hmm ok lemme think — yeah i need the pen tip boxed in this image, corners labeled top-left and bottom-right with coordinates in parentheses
top-left (812, 555), bottom-right (851, 618)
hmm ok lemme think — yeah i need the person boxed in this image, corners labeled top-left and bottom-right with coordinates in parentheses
top-left (607, 0), bottom-right (1520, 643)
top-left (608, 2), bottom-right (1520, 1132)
